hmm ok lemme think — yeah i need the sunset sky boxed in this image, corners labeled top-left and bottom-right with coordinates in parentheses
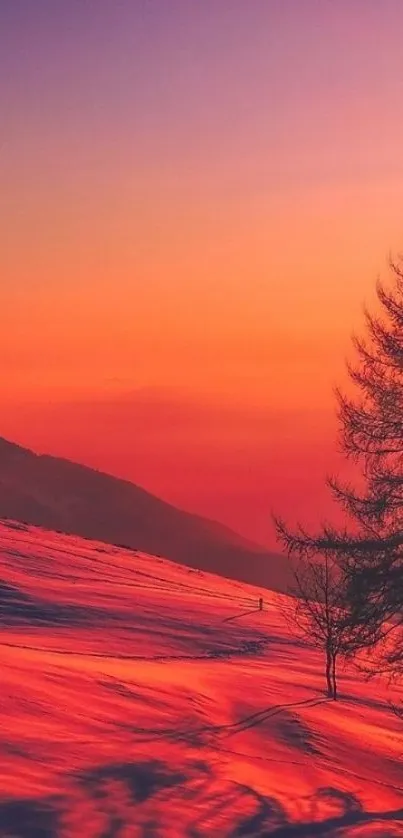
top-left (1, 1), bottom-right (403, 547)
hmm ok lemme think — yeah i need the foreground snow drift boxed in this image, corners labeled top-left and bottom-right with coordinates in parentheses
top-left (0, 519), bottom-right (401, 836)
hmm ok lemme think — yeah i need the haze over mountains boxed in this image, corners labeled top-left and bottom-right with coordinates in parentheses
top-left (0, 436), bottom-right (289, 592)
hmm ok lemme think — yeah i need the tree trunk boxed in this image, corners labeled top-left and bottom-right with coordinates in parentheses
top-left (331, 652), bottom-right (337, 700)
top-left (325, 650), bottom-right (333, 698)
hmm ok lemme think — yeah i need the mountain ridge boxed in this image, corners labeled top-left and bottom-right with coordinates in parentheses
top-left (0, 435), bottom-right (290, 591)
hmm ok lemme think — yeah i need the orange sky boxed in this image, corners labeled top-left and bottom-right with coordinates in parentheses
top-left (1, 2), bottom-right (403, 546)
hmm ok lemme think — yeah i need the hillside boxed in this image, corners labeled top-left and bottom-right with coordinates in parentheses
top-left (0, 436), bottom-right (289, 592)
top-left (0, 519), bottom-right (401, 836)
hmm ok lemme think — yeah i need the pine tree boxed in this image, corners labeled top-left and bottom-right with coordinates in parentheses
top-left (275, 260), bottom-right (403, 684)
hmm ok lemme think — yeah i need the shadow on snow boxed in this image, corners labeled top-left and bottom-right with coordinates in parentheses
top-left (0, 758), bottom-right (401, 837)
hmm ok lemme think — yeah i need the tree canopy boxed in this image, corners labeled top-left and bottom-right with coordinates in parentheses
top-left (276, 260), bottom-right (403, 682)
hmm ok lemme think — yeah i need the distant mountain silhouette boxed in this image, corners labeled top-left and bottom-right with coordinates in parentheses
top-left (0, 436), bottom-right (290, 592)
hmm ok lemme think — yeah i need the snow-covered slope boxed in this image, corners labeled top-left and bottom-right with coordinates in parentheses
top-left (0, 519), bottom-right (401, 836)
